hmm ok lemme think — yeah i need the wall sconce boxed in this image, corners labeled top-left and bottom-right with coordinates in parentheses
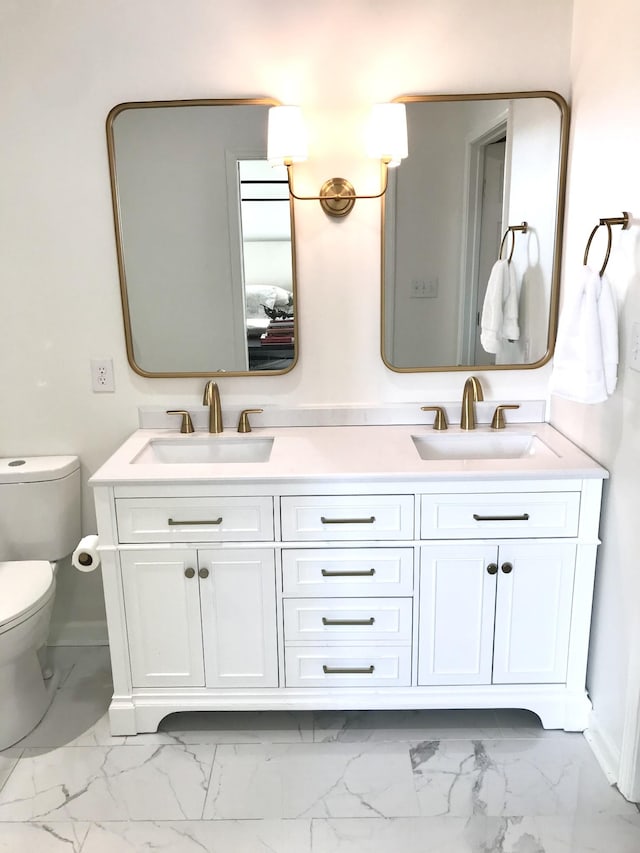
top-left (267, 104), bottom-right (408, 218)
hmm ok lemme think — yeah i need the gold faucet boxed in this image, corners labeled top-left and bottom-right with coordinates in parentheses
top-left (460, 376), bottom-right (484, 430)
top-left (202, 380), bottom-right (223, 433)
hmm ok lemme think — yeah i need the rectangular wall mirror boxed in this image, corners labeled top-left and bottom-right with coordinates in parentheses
top-left (382, 91), bottom-right (569, 372)
top-left (106, 98), bottom-right (297, 377)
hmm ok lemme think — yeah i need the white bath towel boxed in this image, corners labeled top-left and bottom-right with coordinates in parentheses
top-left (480, 259), bottom-right (520, 354)
top-left (550, 266), bottom-right (618, 403)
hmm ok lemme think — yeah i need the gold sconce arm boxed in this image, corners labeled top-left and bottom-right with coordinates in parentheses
top-left (284, 160), bottom-right (391, 218)
top-left (269, 104), bottom-right (406, 218)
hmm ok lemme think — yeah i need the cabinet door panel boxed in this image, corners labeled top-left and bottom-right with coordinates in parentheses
top-left (199, 548), bottom-right (278, 687)
top-left (121, 549), bottom-right (204, 688)
top-left (418, 545), bottom-right (497, 685)
top-left (493, 543), bottom-right (576, 684)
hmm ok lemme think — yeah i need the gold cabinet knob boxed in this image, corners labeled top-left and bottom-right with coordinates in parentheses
top-left (184, 567), bottom-right (196, 579)
top-left (198, 567), bottom-right (210, 579)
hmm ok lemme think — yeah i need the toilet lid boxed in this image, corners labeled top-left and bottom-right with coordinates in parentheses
top-left (0, 561), bottom-right (54, 629)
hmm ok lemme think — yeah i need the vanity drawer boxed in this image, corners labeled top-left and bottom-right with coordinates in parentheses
top-left (280, 495), bottom-right (414, 541)
top-left (284, 597), bottom-right (412, 643)
top-left (282, 548), bottom-right (414, 597)
top-left (115, 497), bottom-right (274, 543)
top-left (285, 645), bottom-right (412, 687)
top-left (420, 492), bottom-right (581, 539)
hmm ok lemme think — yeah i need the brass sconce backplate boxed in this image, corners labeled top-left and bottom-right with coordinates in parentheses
top-left (319, 177), bottom-right (356, 217)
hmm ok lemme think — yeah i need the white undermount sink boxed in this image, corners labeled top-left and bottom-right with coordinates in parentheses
top-left (133, 436), bottom-right (274, 465)
top-left (411, 431), bottom-right (558, 461)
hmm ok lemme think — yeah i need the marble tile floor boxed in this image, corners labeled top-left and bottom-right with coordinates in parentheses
top-left (1, 646), bottom-right (639, 851)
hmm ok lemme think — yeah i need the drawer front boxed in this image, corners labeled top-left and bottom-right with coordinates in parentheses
top-left (285, 645), bottom-right (411, 687)
top-left (115, 497), bottom-right (274, 543)
top-left (281, 495), bottom-right (414, 541)
top-left (420, 492), bottom-right (580, 539)
top-left (282, 548), bottom-right (414, 597)
top-left (284, 597), bottom-right (412, 643)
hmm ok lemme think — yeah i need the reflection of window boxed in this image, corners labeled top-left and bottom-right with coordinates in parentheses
top-left (239, 161), bottom-right (290, 241)
top-left (238, 160), bottom-right (294, 371)
top-left (238, 160), bottom-right (294, 314)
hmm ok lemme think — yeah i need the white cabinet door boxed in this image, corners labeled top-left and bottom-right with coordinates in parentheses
top-left (492, 543), bottom-right (576, 684)
top-left (418, 544), bottom-right (497, 685)
top-left (198, 548), bottom-right (278, 688)
top-left (121, 549), bottom-right (205, 688)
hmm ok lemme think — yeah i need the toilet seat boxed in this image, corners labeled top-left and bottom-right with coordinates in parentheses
top-left (0, 561), bottom-right (55, 635)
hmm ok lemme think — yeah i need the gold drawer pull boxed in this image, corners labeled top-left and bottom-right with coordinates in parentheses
top-left (321, 568), bottom-right (376, 577)
top-left (320, 516), bottom-right (376, 524)
top-left (168, 517), bottom-right (223, 526)
top-left (322, 665), bottom-right (375, 675)
top-left (472, 513), bottom-right (530, 522)
top-left (322, 617), bottom-right (375, 626)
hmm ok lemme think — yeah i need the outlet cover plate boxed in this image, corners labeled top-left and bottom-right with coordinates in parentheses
top-left (91, 358), bottom-right (115, 392)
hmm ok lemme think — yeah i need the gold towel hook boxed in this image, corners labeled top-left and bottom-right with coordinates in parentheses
top-left (583, 211), bottom-right (630, 276)
top-left (498, 221), bottom-right (528, 263)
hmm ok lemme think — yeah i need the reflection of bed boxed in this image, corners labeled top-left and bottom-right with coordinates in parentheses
top-left (246, 318), bottom-right (270, 338)
top-left (245, 284), bottom-right (292, 332)
top-left (244, 285), bottom-right (294, 369)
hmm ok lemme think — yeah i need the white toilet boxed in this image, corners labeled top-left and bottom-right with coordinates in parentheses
top-left (0, 455), bottom-right (81, 749)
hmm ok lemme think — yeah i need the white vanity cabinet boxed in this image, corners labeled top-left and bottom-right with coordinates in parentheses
top-left (418, 542), bottom-right (576, 686)
top-left (279, 494), bottom-right (415, 688)
top-left (120, 547), bottom-right (278, 689)
top-left (91, 430), bottom-right (605, 737)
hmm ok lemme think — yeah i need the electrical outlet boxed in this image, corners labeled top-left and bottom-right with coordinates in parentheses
top-left (91, 358), bottom-right (115, 392)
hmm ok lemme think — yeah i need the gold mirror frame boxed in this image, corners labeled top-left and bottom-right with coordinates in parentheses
top-left (380, 90), bottom-right (569, 373)
top-left (106, 97), bottom-right (298, 378)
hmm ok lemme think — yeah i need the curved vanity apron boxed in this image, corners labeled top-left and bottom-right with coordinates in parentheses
top-left (0, 561), bottom-right (55, 635)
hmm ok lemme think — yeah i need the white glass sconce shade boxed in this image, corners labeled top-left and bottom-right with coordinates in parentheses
top-left (367, 103), bottom-right (408, 167)
top-left (269, 101), bottom-right (408, 217)
top-left (267, 106), bottom-right (308, 166)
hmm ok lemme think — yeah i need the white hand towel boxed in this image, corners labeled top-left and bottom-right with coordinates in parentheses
top-left (550, 265), bottom-right (618, 403)
top-left (480, 260), bottom-right (520, 354)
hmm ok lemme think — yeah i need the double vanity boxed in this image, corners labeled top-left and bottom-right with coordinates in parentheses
top-left (96, 90), bottom-right (592, 737)
top-left (91, 404), bottom-right (606, 736)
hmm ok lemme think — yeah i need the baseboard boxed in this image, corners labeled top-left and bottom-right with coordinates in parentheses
top-left (584, 713), bottom-right (620, 785)
top-left (48, 619), bottom-right (109, 647)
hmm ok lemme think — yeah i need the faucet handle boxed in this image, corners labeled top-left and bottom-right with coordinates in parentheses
top-left (420, 406), bottom-right (448, 431)
top-left (166, 410), bottom-right (194, 434)
top-left (490, 404), bottom-right (520, 430)
top-left (237, 408), bottom-right (263, 433)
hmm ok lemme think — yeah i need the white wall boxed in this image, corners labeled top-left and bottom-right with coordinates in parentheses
top-left (0, 1), bottom-right (572, 636)
top-left (551, 0), bottom-right (640, 792)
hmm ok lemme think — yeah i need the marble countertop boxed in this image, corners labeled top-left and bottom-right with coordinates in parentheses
top-left (89, 423), bottom-right (608, 486)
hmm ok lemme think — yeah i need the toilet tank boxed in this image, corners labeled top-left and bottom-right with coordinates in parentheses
top-left (0, 456), bottom-right (81, 561)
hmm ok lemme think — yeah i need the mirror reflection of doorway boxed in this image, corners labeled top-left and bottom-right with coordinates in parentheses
top-left (473, 137), bottom-right (506, 364)
top-left (458, 113), bottom-right (509, 366)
